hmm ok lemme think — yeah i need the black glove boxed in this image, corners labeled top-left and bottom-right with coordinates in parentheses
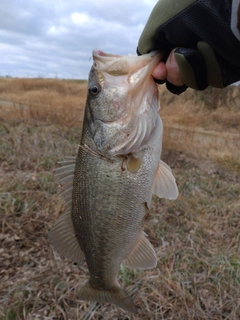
top-left (137, 0), bottom-right (240, 94)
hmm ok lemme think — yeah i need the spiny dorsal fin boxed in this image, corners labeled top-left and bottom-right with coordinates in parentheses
top-left (152, 160), bottom-right (179, 200)
top-left (54, 157), bottom-right (75, 182)
top-left (54, 164), bottom-right (75, 180)
top-left (54, 156), bottom-right (76, 208)
top-left (123, 232), bottom-right (157, 269)
top-left (48, 211), bottom-right (85, 264)
top-left (57, 156), bottom-right (76, 164)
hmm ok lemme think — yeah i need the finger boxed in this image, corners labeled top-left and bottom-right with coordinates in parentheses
top-left (152, 62), bottom-right (167, 80)
top-left (166, 50), bottom-right (184, 87)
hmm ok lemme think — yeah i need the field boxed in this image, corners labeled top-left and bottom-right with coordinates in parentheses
top-left (0, 78), bottom-right (240, 320)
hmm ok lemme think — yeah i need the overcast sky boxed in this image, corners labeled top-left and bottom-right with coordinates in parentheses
top-left (0, 0), bottom-right (158, 79)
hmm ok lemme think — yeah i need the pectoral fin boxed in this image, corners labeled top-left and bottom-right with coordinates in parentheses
top-left (152, 160), bottom-right (179, 200)
top-left (123, 232), bottom-right (157, 269)
top-left (126, 154), bottom-right (142, 173)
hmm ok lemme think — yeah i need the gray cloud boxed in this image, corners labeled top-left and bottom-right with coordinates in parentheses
top-left (0, 0), bottom-right (158, 79)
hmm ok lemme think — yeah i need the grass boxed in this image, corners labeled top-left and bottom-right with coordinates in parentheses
top-left (0, 78), bottom-right (240, 319)
top-left (0, 78), bottom-right (239, 131)
top-left (0, 78), bottom-right (87, 126)
top-left (160, 85), bottom-right (240, 133)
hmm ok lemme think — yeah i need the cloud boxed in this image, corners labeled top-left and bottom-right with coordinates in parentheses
top-left (71, 13), bottom-right (91, 25)
top-left (0, 0), bottom-right (158, 79)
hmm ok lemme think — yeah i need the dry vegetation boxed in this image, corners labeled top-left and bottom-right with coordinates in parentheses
top-left (0, 78), bottom-right (240, 319)
top-left (159, 85), bottom-right (240, 133)
top-left (0, 77), bottom-right (240, 131)
top-left (0, 78), bottom-right (87, 127)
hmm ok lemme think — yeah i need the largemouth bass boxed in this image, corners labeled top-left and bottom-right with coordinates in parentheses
top-left (49, 50), bottom-right (178, 313)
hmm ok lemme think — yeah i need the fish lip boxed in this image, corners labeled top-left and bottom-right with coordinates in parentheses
top-left (92, 49), bottom-right (160, 59)
top-left (93, 49), bottom-right (122, 59)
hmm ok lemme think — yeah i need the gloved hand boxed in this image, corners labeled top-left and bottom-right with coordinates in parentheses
top-left (137, 0), bottom-right (240, 94)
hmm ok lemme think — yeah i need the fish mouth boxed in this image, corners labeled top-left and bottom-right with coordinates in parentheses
top-left (92, 50), bottom-right (129, 76)
top-left (92, 49), bottom-right (161, 78)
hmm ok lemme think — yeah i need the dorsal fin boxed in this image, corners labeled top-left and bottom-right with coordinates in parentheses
top-left (54, 157), bottom-right (76, 203)
top-left (49, 156), bottom-right (84, 264)
top-left (48, 211), bottom-right (85, 264)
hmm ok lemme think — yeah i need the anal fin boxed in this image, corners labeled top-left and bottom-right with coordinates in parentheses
top-left (123, 232), bottom-right (157, 270)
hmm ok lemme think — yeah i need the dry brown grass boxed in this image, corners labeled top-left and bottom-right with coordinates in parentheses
top-left (0, 78), bottom-right (240, 319)
top-left (0, 78), bottom-right (87, 126)
top-left (159, 84), bottom-right (240, 163)
top-left (160, 85), bottom-right (240, 133)
top-left (0, 78), bottom-right (239, 132)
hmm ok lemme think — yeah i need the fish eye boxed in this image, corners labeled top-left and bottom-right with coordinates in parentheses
top-left (88, 83), bottom-right (101, 97)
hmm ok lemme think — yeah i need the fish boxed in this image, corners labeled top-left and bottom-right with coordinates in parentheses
top-left (49, 50), bottom-right (178, 313)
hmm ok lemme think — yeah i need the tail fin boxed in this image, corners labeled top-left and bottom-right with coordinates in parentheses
top-left (78, 281), bottom-right (137, 314)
